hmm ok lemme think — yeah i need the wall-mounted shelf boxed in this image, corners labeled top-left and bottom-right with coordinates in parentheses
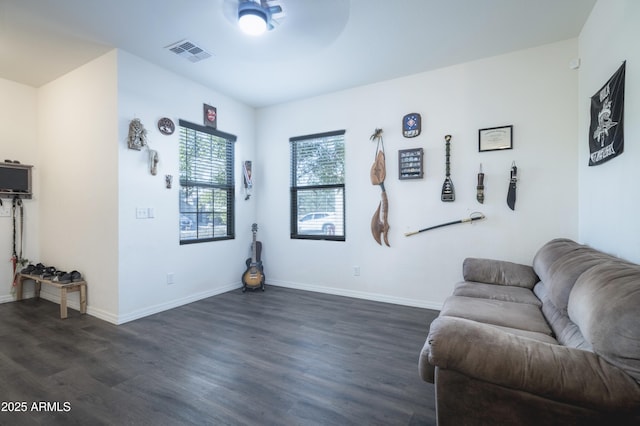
top-left (398, 148), bottom-right (423, 180)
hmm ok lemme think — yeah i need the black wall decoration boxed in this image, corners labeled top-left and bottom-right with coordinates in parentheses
top-left (589, 61), bottom-right (625, 166)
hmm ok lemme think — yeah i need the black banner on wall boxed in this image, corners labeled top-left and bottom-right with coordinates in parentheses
top-left (589, 61), bottom-right (625, 166)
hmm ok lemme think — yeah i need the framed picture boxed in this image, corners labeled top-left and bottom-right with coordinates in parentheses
top-left (203, 103), bottom-right (217, 129)
top-left (479, 125), bottom-right (513, 152)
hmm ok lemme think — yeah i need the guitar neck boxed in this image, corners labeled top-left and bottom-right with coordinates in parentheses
top-left (251, 231), bottom-right (257, 263)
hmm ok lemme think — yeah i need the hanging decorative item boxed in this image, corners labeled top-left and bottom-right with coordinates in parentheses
top-left (476, 163), bottom-right (485, 204)
top-left (149, 150), bottom-right (159, 176)
top-left (203, 103), bottom-right (217, 129)
top-left (157, 117), bottom-right (175, 135)
top-left (398, 148), bottom-right (423, 179)
top-left (404, 212), bottom-right (485, 237)
top-left (243, 160), bottom-right (253, 200)
top-left (441, 135), bottom-right (455, 202)
top-left (507, 161), bottom-right (517, 210)
top-left (589, 61), bottom-right (625, 166)
top-left (370, 128), bottom-right (390, 247)
top-left (128, 118), bottom-right (161, 176)
top-left (402, 113), bottom-right (421, 138)
top-left (127, 118), bottom-right (148, 150)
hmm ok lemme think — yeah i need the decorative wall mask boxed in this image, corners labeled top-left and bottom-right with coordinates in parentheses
top-left (128, 118), bottom-right (148, 150)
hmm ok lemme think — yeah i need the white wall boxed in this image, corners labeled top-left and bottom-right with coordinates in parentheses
top-left (256, 39), bottom-right (579, 309)
top-left (116, 51), bottom-right (257, 323)
top-left (37, 51), bottom-right (120, 319)
top-left (578, 0), bottom-right (640, 263)
top-left (5, 50), bottom-right (257, 323)
top-left (0, 79), bottom-right (39, 302)
top-left (3, 32), bottom-right (598, 318)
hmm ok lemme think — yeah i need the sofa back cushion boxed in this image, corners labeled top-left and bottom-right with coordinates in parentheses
top-left (463, 258), bottom-right (539, 288)
top-left (533, 239), bottom-right (609, 314)
top-left (532, 238), bottom-right (581, 283)
top-left (568, 261), bottom-right (640, 382)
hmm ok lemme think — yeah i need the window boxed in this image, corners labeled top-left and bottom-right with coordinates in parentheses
top-left (179, 119), bottom-right (235, 244)
top-left (290, 130), bottom-right (345, 241)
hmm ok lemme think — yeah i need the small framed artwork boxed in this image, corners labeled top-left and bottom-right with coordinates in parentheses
top-left (203, 103), bottom-right (217, 129)
top-left (479, 125), bottom-right (513, 152)
top-left (402, 113), bottom-right (421, 138)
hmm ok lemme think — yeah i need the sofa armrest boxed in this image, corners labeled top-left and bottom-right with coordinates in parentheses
top-left (463, 258), bottom-right (538, 288)
top-left (426, 316), bottom-right (640, 410)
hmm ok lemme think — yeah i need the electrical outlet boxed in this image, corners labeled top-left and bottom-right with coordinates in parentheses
top-left (136, 208), bottom-right (148, 219)
top-left (0, 205), bottom-right (10, 217)
top-left (353, 266), bottom-right (360, 276)
top-left (167, 273), bottom-right (175, 285)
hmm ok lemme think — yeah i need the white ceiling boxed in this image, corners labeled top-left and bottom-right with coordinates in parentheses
top-left (0, 0), bottom-right (596, 108)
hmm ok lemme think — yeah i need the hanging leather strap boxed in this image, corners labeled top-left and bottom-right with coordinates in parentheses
top-left (11, 197), bottom-right (23, 287)
top-left (476, 163), bottom-right (485, 204)
top-left (507, 162), bottom-right (517, 210)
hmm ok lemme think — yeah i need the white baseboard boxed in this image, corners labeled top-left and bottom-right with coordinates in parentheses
top-left (2, 281), bottom-right (441, 324)
top-left (0, 294), bottom-right (17, 303)
top-left (115, 282), bottom-right (242, 325)
top-left (267, 279), bottom-right (443, 311)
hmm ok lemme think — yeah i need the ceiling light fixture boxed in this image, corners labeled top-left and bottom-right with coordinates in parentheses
top-left (237, 1), bottom-right (282, 36)
top-left (238, 1), bottom-right (268, 36)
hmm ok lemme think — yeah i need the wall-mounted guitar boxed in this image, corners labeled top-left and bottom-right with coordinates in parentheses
top-left (242, 223), bottom-right (265, 292)
top-left (441, 134), bottom-right (455, 202)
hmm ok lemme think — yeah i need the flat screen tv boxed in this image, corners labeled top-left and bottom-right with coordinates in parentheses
top-left (0, 163), bottom-right (32, 198)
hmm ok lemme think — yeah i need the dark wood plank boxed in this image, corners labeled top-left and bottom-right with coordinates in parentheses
top-left (0, 286), bottom-right (437, 425)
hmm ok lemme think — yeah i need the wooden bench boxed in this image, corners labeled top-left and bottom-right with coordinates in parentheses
top-left (17, 273), bottom-right (87, 319)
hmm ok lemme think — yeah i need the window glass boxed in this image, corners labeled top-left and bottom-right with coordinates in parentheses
top-left (290, 130), bottom-right (345, 241)
top-left (179, 120), bottom-right (235, 244)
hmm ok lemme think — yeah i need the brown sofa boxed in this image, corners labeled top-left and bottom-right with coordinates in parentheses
top-left (419, 238), bottom-right (640, 426)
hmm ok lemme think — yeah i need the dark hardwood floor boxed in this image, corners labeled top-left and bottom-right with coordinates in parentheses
top-left (0, 286), bottom-right (438, 425)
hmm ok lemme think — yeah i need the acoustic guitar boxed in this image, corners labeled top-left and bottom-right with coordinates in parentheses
top-left (242, 223), bottom-right (265, 292)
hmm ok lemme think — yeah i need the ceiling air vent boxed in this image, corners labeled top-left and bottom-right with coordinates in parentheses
top-left (165, 39), bottom-right (212, 63)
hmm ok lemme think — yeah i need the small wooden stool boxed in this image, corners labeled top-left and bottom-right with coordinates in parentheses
top-left (17, 273), bottom-right (87, 319)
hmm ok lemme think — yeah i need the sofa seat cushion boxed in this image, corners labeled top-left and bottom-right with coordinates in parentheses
top-left (454, 281), bottom-right (542, 306)
top-left (487, 324), bottom-right (558, 344)
top-left (440, 295), bottom-right (552, 335)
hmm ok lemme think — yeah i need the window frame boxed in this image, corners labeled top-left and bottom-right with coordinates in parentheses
top-left (178, 119), bottom-right (236, 244)
top-left (290, 130), bottom-right (346, 242)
